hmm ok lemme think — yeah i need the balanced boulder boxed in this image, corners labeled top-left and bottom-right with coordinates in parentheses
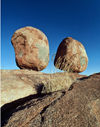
top-left (11, 26), bottom-right (49, 71)
top-left (54, 37), bottom-right (88, 73)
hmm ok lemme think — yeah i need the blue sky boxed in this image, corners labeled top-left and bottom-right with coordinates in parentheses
top-left (1, 0), bottom-right (100, 75)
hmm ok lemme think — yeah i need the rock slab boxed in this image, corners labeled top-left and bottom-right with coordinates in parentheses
top-left (1, 69), bottom-right (86, 107)
top-left (1, 69), bottom-right (43, 107)
top-left (11, 26), bottom-right (49, 71)
top-left (1, 72), bottom-right (100, 127)
top-left (54, 37), bottom-right (88, 73)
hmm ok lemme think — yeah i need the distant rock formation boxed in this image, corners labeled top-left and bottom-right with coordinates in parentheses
top-left (54, 37), bottom-right (88, 73)
top-left (1, 71), bottom-right (100, 127)
top-left (11, 26), bottom-right (49, 71)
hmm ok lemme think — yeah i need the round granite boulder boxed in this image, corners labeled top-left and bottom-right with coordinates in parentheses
top-left (54, 37), bottom-right (88, 73)
top-left (11, 26), bottom-right (49, 71)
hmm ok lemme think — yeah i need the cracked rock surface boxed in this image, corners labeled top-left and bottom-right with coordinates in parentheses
top-left (1, 71), bottom-right (100, 127)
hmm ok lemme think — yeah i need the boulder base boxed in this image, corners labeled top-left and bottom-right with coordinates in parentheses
top-left (1, 69), bottom-right (86, 107)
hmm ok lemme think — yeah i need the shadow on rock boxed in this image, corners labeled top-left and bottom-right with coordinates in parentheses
top-left (1, 93), bottom-right (48, 126)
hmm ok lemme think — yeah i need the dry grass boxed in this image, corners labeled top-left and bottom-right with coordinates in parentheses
top-left (54, 53), bottom-right (78, 72)
top-left (41, 72), bottom-right (73, 93)
top-left (41, 54), bottom-right (76, 93)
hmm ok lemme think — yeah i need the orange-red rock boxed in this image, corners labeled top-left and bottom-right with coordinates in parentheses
top-left (11, 26), bottom-right (49, 71)
top-left (54, 37), bottom-right (88, 73)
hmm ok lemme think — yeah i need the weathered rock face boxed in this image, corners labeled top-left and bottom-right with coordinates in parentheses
top-left (1, 69), bottom-right (86, 107)
top-left (1, 69), bottom-right (44, 107)
top-left (54, 37), bottom-right (88, 73)
top-left (1, 72), bottom-right (100, 127)
top-left (11, 26), bottom-right (49, 71)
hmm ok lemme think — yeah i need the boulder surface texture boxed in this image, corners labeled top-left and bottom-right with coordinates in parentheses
top-left (54, 37), bottom-right (88, 73)
top-left (1, 72), bottom-right (100, 127)
top-left (11, 26), bottom-right (49, 71)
